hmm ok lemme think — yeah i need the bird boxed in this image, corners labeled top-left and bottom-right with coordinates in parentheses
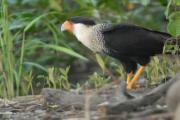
top-left (61, 16), bottom-right (179, 89)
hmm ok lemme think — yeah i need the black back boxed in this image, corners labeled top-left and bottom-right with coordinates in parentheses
top-left (103, 24), bottom-right (171, 57)
top-left (102, 24), bottom-right (172, 73)
top-left (68, 16), bottom-right (96, 25)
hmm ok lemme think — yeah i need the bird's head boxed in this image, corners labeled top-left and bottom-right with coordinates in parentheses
top-left (61, 16), bottom-right (96, 48)
top-left (61, 16), bottom-right (96, 34)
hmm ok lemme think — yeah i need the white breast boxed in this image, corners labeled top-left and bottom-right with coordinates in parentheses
top-left (72, 23), bottom-right (94, 49)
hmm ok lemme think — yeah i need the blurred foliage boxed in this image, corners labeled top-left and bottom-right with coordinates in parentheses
top-left (0, 0), bottom-right (179, 98)
top-left (45, 66), bottom-right (71, 90)
top-left (88, 72), bottom-right (111, 88)
top-left (166, 0), bottom-right (180, 36)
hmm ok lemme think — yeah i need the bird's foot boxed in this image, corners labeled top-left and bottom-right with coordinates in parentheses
top-left (127, 66), bottom-right (145, 89)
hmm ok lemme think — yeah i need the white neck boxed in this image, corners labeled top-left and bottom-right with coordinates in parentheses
top-left (72, 23), bottom-right (94, 48)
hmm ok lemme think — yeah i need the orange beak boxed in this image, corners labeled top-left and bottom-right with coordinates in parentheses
top-left (61, 20), bottom-right (74, 32)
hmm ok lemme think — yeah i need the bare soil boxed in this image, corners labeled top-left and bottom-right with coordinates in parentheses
top-left (1, 70), bottom-right (180, 120)
top-left (0, 86), bottom-right (173, 120)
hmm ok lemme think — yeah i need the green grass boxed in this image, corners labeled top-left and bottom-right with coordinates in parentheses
top-left (45, 66), bottom-right (71, 90)
top-left (0, 0), bottom-right (34, 98)
top-left (0, 0), bottom-right (17, 98)
top-left (0, 0), bottom-right (88, 98)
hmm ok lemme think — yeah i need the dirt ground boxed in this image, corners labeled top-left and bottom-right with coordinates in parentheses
top-left (1, 69), bottom-right (180, 120)
top-left (0, 84), bottom-right (174, 120)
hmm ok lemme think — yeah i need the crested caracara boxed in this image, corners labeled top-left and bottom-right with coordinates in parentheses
top-left (61, 16), bottom-right (179, 89)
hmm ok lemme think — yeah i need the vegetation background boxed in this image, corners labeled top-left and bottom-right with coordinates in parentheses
top-left (0, 0), bottom-right (179, 98)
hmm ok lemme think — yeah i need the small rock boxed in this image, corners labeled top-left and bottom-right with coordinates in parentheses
top-left (166, 79), bottom-right (180, 111)
top-left (175, 104), bottom-right (180, 120)
top-left (35, 109), bottom-right (44, 114)
top-left (1, 111), bottom-right (13, 119)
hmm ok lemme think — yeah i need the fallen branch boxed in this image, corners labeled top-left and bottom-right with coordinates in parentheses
top-left (41, 72), bottom-right (180, 119)
top-left (41, 80), bottom-right (135, 110)
top-left (41, 88), bottom-right (111, 110)
top-left (98, 72), bottom-right (180, 115)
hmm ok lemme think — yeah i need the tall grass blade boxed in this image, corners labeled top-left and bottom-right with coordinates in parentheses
top-left (0, 0), bottom-right (15, 98)
top-left (45, 44), bottom-right (88, 61)
top-left (24, 14), bottom-right (47, 32)
top-left (24, 62), bottom-right (48, 73)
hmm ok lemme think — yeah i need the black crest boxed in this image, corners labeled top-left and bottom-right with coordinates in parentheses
top-left (68, 16), bottom-right (96, 25)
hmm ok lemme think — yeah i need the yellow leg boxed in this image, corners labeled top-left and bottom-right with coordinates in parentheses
top-left (127, 66), bottom-right (145, 89)
top-left (127, 72), bottom-right (133, 84)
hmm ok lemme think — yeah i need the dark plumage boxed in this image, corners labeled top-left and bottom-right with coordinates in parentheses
top-left (102, 24), bottom-right (171, 73)
top-left (68, 16), bottom-right (96, 25)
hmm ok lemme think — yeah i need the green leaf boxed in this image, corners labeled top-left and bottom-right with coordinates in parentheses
top-left (168, 11), bottom-right (180, 21)
top-left (167, 11), bottom-right (180, 37)
top-left (167, 19), bottom-right (180, 36)
top-left (175, 0), bottom-right (180, 5)
top-left (95, 54), bottom-right (105, 71)
top-left (45, 44), bottom-right (88, 61)
top-left (23, 12), bottom-right (57, 32)
top-left (9, 19), bottom-right (27, 30)
top-left (24, 62), bottom-right (48, 72)
top-left (24, 14), bottom-right (47, 32)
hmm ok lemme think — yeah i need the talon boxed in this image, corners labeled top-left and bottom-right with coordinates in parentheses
top-left (126, 66), bottom-right (145, 89)
top-left (127, 72), bottom-right (134, 84)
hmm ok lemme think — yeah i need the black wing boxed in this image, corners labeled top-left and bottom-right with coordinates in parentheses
top-left (102, 24), bottom-right (171, 57)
